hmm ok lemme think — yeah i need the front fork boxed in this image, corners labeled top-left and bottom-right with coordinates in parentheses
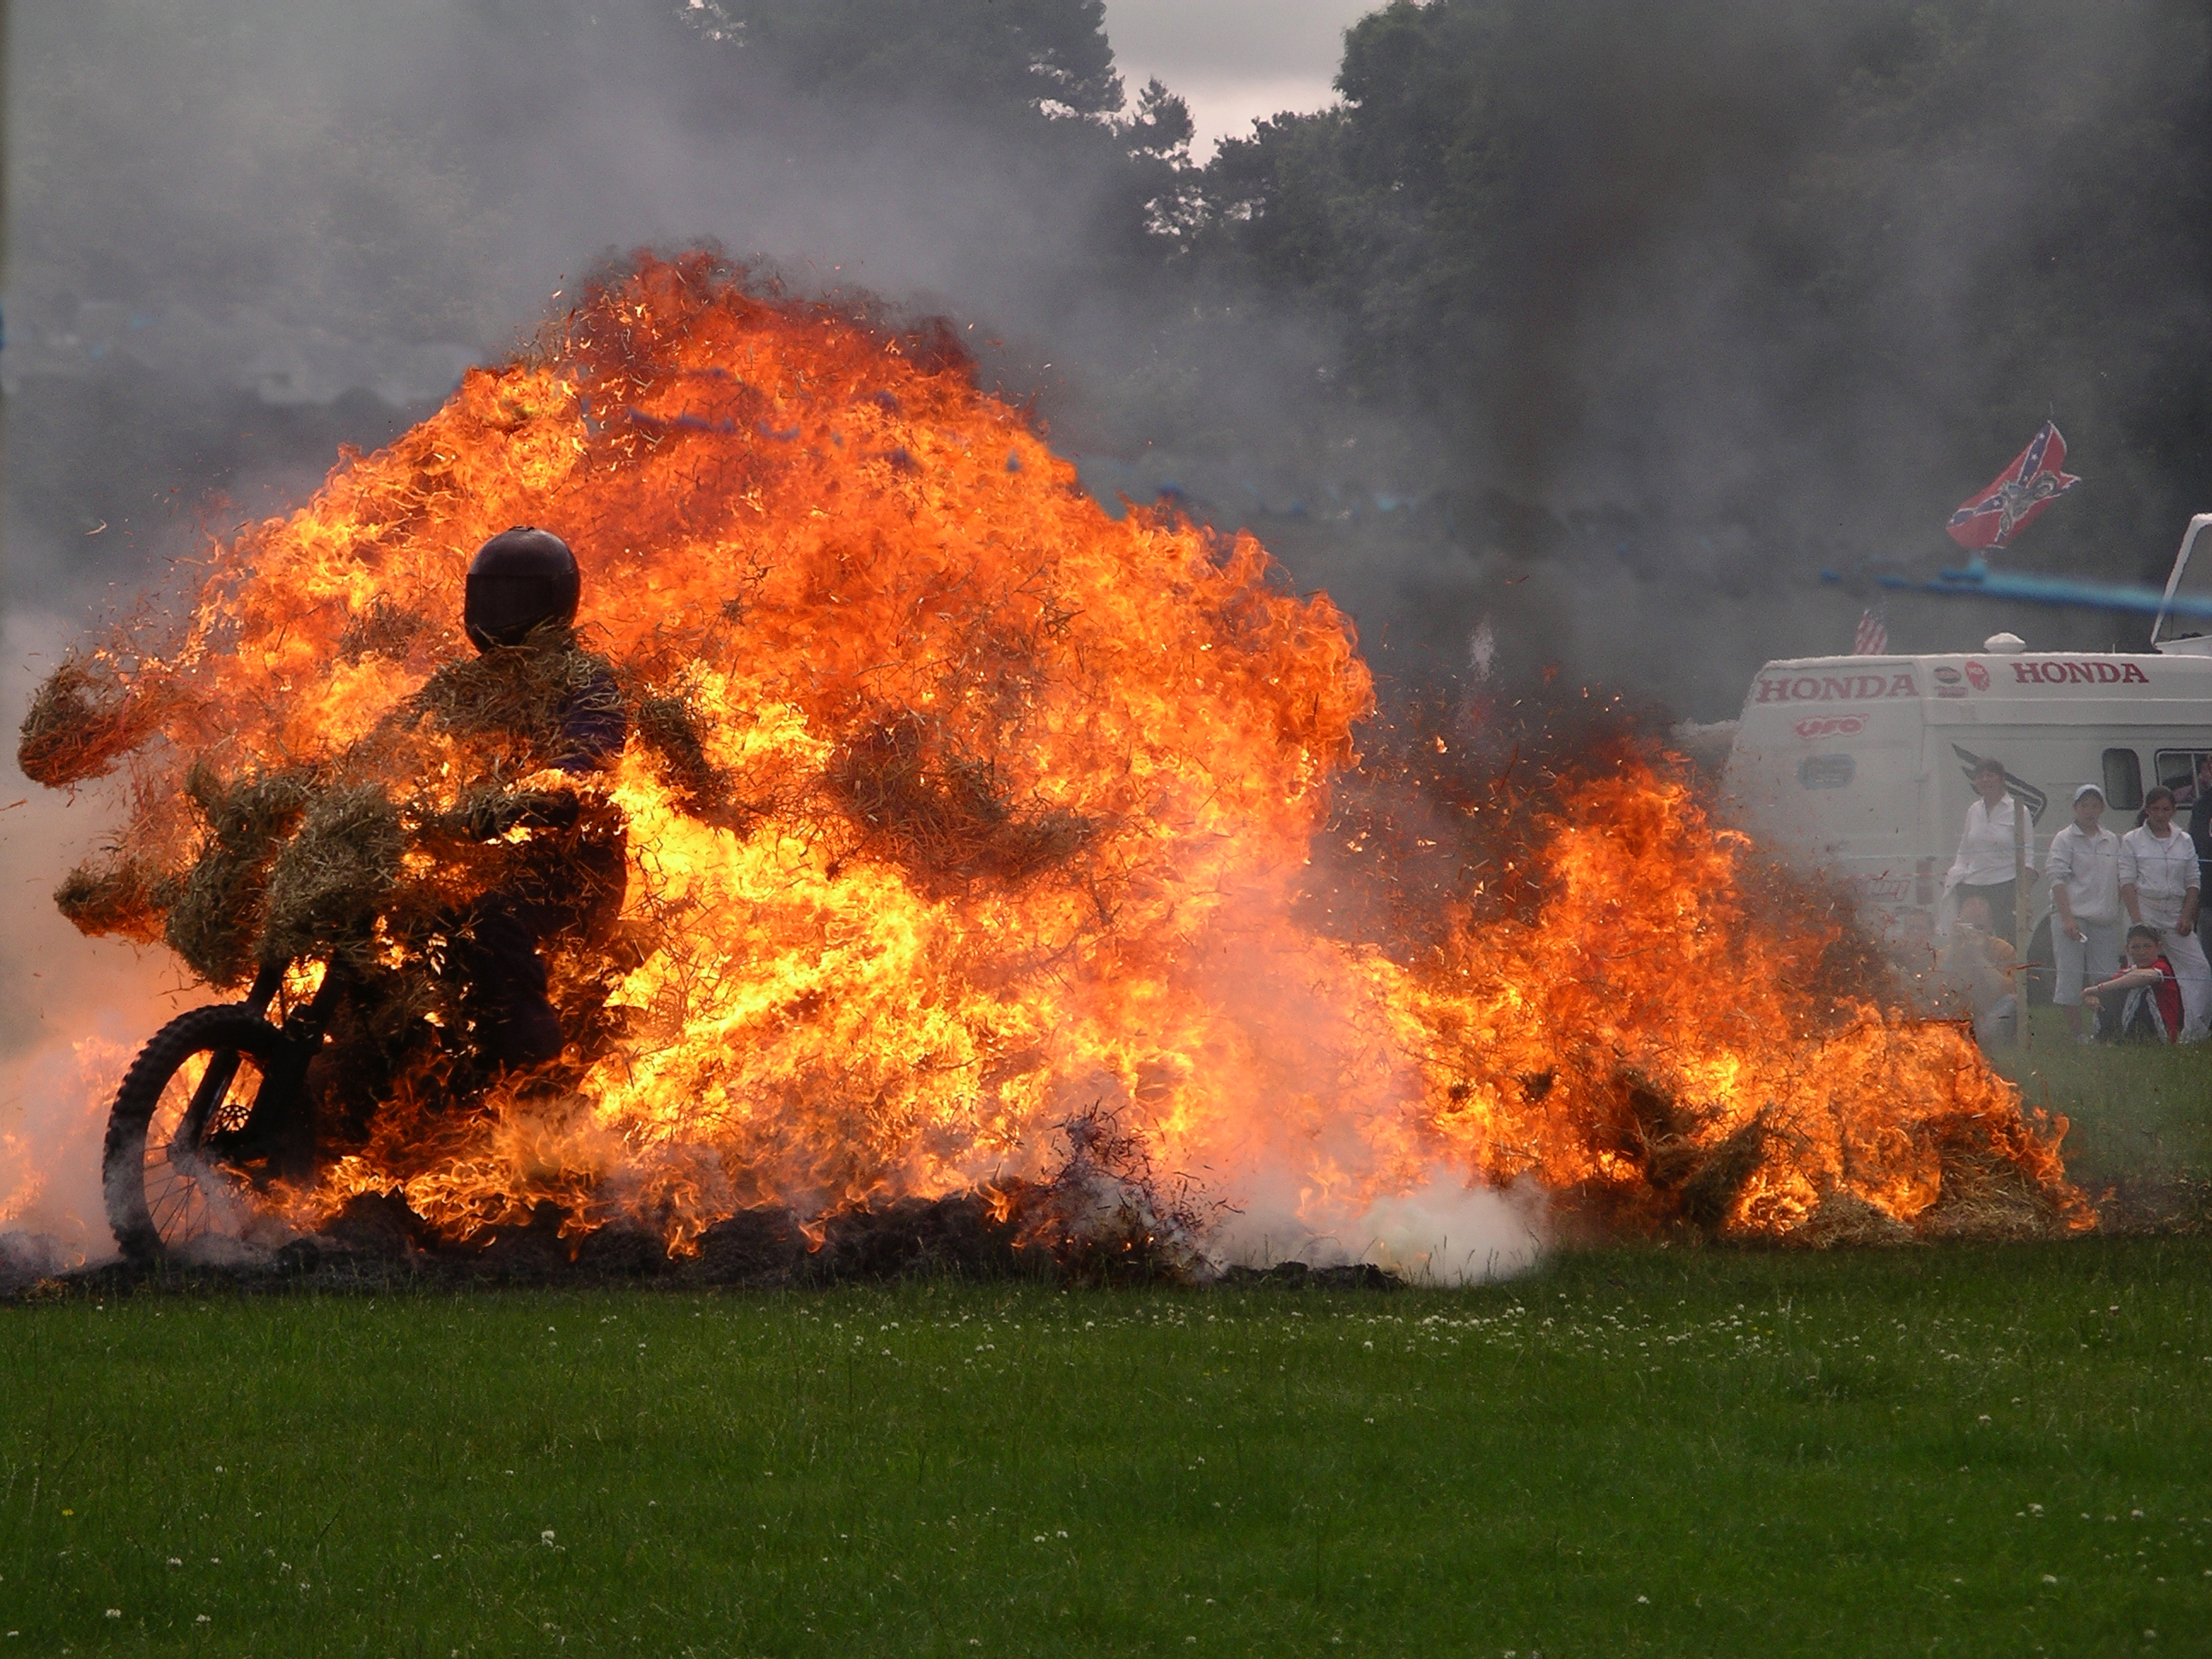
top-left (174, 960), bottom-right (291, 1143)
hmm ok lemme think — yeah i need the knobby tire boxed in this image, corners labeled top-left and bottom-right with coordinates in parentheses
top-left (103, 1003), bottom-right (298, 1261)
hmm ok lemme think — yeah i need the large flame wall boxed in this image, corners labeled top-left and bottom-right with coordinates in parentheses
top-left (29, 253), bottom-right (2081, 1253)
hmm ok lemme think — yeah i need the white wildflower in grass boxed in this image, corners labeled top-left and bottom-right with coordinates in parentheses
top-left (541, 1530), bottom-right (556, 1545)
top-left (2041, 1574), bottom-right (2059, 1584)
top-left (105, 1610), bottom-right (120, 1619)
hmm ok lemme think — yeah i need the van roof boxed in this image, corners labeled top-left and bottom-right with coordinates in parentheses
top-left (1741, 650), bottom-right (2212, 718)
top-left (1754, 651), bottom-right (2212, 674)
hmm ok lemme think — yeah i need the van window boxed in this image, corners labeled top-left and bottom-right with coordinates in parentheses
top-left (2104, 748), bottom-right (2145, 811)
top-left (1797, 754), bottom-right (1854, 790)
top-left (2154, 749), bottom-right (2210, 803)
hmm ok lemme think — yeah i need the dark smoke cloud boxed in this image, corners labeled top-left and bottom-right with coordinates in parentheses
top-left (1, 1), bottom-right (1168, 602)
top-left (1277, 0), bottom-right (2211, 713)
top-left (5, 1), bottom-right (2205, 719)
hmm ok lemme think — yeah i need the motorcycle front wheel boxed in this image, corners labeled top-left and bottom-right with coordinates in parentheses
top-left (103, 1004), bottom-right (302, 1261)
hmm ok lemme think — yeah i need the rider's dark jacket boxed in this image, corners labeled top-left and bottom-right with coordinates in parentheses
top-left (458, 652), bottom-right (628, 1068)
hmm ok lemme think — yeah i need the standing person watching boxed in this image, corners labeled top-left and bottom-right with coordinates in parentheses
top-left (2046, 783), bottom-right (2123, 1043)
top-left (2118, 785), bottom-right (2209, 1041)
top-left (1944, 756), bottom-right (2034, 947)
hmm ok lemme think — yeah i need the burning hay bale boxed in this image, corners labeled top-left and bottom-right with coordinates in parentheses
top-left (162, 764), bottom-right (317, 987)
top-left (1790, 1190), bottom-right (1918, 1249)
top-left (335, 598), bottom-right (434, 665)
top-left (15, 656), bottom-right (157, 787)
top-left (634, 690), bottom-right (755, 831)
top-left (1916, 1150), bottom-right (2081, 1243)
top-left (806, 1194), bottom-right (1042, 1284)
top-left (393, 632), bottom-right (620, 765)
top-left (54, 856), bottom-right (173, 944)
top-left (320, 1191), bottom-right (433, 1258)
top-left (1678, 1118), bottom-right (1769, 1234)
top-left (1621, 1073), bottom-right (1707, 1190)
top-left (824, 712), bottom-right (1099, 894)
top-left (258, 784), bottom-right (406, 971)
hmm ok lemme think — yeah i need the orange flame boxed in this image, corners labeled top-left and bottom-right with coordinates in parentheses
top-left (28, 252), bottom-right (2082, 1257)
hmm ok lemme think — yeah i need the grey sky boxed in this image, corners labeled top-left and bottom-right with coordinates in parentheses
top-left (1102, 0), bottom-right (1374, 154)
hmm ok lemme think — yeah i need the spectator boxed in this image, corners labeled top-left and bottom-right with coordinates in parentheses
top-left (2118, 784), bottom-right (2209, 1040)
top-left (1942, 894), bottom-right (2019, 1047)
top-left (1943, 756), bottom-right (2035, 947)
top-left (2047, 783), bottom-right (2124, 1043)
top-left (2081, 924), bottom-right (2185, 1044)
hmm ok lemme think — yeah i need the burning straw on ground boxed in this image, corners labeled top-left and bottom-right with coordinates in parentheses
top-left (8, 251), bottom-right (2083, 1279)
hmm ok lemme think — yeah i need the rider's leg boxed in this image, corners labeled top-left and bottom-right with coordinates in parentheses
top-left (458, 897), bottom-right (565, 1068)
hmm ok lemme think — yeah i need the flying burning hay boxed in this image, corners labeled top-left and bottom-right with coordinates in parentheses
top-left (20, 252), bottom-right (2083, 1270)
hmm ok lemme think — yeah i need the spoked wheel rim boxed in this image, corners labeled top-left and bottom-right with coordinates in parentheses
top-left (141, 1048), bottom-right (273, 1253)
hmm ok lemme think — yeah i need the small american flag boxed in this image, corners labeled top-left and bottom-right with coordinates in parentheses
top-left (1852, 605), bottom-right (1889, 655)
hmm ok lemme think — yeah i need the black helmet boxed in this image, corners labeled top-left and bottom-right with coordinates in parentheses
top-left (464, 527), bottom-right (580, 651)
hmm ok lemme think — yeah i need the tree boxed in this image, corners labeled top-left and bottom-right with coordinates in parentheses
top-left (1179, 0), bottom-right (2212, 603)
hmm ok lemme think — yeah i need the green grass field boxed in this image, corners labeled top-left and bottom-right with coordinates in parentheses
top-left (3, 1012), bottom-right (2206, 1656)
top-left (5, 1242), bottom-right (2210, 1657)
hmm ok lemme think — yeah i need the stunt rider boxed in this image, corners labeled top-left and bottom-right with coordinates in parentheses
top-left (449, 527), bottom-right (628, 1070)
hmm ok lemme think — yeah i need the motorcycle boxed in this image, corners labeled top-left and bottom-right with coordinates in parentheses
top-left (101, 788), bottom-right (626, 1260)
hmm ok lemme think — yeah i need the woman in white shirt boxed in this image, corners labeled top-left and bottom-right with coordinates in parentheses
top-left (1944, 756), bottom-right (2036, 946)
top-left (2046, 783), bottom-right (2122, 1040)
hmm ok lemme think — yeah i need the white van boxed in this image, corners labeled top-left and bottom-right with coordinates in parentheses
top-left (1722, 643), bottom-right (2212, 942)
top-left (1717, 515), bottom-right (2212, 964)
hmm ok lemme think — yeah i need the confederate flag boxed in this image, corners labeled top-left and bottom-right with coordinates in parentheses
top-left (1947, 421), bottom-right (2081, 551)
